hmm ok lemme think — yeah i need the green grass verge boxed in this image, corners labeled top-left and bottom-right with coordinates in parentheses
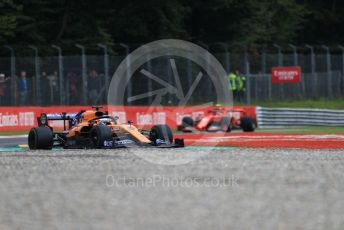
top-left (0, 130), bottom-right (29, 136)
top-left (236, 98), bottom-right (344, 109)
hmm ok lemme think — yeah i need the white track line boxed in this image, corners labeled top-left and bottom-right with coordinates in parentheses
top-left (0, 135), bottom-right (27, 139)
top-left (209, 134), bottom-right (344, 140)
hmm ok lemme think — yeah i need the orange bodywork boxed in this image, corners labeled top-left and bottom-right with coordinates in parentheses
top-left (65, 110), bottom-right (151, 143)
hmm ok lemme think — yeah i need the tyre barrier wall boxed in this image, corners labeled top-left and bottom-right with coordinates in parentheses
top-left (256, 107), bottom-right (344, 128)
top-left (0, 105), bottom-right (256, 131)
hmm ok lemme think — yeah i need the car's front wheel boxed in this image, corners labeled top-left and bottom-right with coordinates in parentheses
top-left (90, 125), bottom-right (113, 148)
top-left (149, 125), bottom-right (173, 145)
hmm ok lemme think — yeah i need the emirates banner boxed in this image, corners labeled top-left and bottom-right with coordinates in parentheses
top-left (272, 66), bottom-right (302, 83)
top-left (0, 105), bottom-right (256, 131)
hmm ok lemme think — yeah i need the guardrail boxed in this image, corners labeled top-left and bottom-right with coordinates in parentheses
top-left (256, 107), bottom-right (344, 127)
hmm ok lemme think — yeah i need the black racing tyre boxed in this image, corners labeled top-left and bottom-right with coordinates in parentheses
top-left (220, 116), bottom-right (232, 132)
top-left (28, 127), bottom-right (53, 150)
top-left (181, 116), bottom-right (194, 127)
top-left (149, 125), bottom-right (173, 144)
top-left (90, 125), bottom-right (113, 148)
top-left (240, 116), bottom-right (255, 132)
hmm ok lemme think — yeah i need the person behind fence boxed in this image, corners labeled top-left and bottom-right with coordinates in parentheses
top-left (0, 74), bottom-right (5, 105)
top-left (41, 71), bottom-right (49, 105)
top-left (235, 70), bottom-right (246, 102)
top-left (227, 70), bottom-right (238, 100)
top-left (88, 69), bottom-right (99, 105)
top-left (4, 74), bottom-right (11, 105)
top-left (67, 72), bottom-right (79, 105)
top-left (18, 71), bottom-right (28, 105)
top-left (47, 71), bottom-right (58, 104)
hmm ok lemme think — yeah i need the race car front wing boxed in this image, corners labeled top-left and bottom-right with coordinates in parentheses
top-left (103, 138), bottom-right (185, 148)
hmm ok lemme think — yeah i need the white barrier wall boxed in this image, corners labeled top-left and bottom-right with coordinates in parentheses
top-left (256, 107), bottom-right (344, 127)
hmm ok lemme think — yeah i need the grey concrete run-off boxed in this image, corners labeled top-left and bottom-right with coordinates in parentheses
top-left (0, 148), bottom-right (343, 230)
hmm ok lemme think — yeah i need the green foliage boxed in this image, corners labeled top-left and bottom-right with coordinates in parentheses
top-left (110, 0), bottom-right (189, 42)
top-left (299, 0), bottom-right (344, 44)
top-left (0, 0), bottom-right (343, 47)
top-left (0, 0), bottom-right (23, 43)
top-left (237, 0), bottom-right (305, 43)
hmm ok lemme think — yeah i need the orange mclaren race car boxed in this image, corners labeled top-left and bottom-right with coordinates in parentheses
top-left (178, 107), bottom-right (256, 133)
top-left (28, 106), bottom-right (184, 150)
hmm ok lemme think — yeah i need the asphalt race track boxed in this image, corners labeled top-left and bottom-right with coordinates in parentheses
top-left (0, 135), bottom-right (27, 148)
top-left (0, 147), bottom-right (344, 230)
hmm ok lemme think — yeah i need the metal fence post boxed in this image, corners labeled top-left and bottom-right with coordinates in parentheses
top-left (243, 45), bottom-right (249, 72)
top-left (338, 45), bottom-right (344, 96)
top-left (4, 45), bottom-right (16, 105)
top-left (66, 79), bottom-right (70, 105)
top-left (274, 44), bottom-right (284, 66)
top-left (187, 52), bottom-right (192, 93)
top-left (241, 45), bottom-right (252, 104)
top-left (288, 44), bottom-right (298, 66)
top-left (321, 45), bottom-right (332, 98)
top-left (145, 46), bottom-right (152, 105)
top-left (75, 44), bottom-right (88, 105)
top-left (147, 55), bottom-right (152, 104)
top-left (245, 61), bottom-right (251, 105)
top-left (289, 44), bottom-right (305, 98)
top-left (154, 42), bottom-right (173, 105)
top-left (141, 44), bottom-right (153, 104)
top-left (28, 45), bottom-right (41, 105)
top-left (168, 56), bottom-right (173, 104)
top-left (198, 42), bottom-right (212, 101)
top-left (98, 44), bottom-right (109, 104)
top-left (119, 43), bottom-right (132, 104)
top-left (219, 42), bottom-right (231, 102)
top-left (305, 44), bottom-right (317, 98)
top-left (261, 44), bottom-right (267, 74)
top-left (205, 45), bottom-right (212, 102)
top-left (274, 44), bottom-right (284, 99)
top-left (261, 44), bottom-right (271, 100)
top-left (225, 43), bottom-right (230, 73)
top-left (220, 43), bottom-right (230, 73)
top-left (51, 45), bottom-right (64, 105)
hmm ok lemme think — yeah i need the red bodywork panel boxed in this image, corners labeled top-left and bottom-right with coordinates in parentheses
top-left (195, 107), bottom-right (247, 131)
top-left (196, 114), bottom-right (222, 130)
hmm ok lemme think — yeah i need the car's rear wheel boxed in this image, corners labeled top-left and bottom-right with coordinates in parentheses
top-left (220, 117), bottom-right (232, 132)
top-left (182, 116), bottom-right (194, 127)
top-left (179, 116), bottom-right (194, 132)
top-left (28, 127), bottom-right (53, 150)
top-left (90, 125), bottom-right (113, 148)
top-left (240, 116), bottom-right (255, 132)
top-left (150, 125), bottom-right (173, 144)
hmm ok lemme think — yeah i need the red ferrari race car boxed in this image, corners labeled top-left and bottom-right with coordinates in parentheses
top-left (178, 107), bottom-right (256, 133)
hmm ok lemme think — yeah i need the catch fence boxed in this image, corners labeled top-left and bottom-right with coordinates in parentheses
top-left (0, 44), bottom-right (343, 106)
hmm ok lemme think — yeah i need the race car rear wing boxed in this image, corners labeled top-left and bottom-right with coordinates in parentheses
top-left (45, 113), bottom-right (78, 120)
top-left (38, 112), bottom-right (79, 130)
